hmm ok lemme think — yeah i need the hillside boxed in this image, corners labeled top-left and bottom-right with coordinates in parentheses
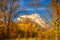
top-left (17, 13), bottom-right (49, 28)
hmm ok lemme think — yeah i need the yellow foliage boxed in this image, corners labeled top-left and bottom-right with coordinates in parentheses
top-left (18, 23), bottom-right (32, 31)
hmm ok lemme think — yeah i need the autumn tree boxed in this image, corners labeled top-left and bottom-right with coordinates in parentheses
top-left (0, 0), bottom-right (21, 39)
top-left (49, 0), bottom-right (60, 40)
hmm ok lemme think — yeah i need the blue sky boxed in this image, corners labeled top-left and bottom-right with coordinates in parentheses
top-left (17, 0), bottom-right (53, 22)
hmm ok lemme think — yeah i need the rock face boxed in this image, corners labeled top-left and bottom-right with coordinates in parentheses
top-left (17, 13), bottom-right (49, 28)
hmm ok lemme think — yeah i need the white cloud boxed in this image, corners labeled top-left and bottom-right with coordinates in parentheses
top-left (26, 8), bottom-right (35, 11)
top-left (38, 8), bottom-right (46, 10)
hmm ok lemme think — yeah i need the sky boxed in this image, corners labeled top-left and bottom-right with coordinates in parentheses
top-left (17, 0), bottom-right (53, 22)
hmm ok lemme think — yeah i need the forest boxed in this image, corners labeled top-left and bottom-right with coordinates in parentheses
top-left (0, 0), bottom-right (60, 40)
